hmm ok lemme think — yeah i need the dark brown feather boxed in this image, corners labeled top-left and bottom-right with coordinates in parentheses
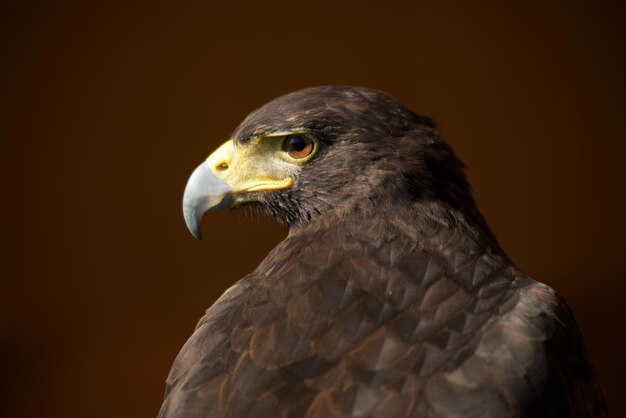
top-left (160, 86), bottom-right (607, 417)
top-left (159, 210), bottom-right (606, 417)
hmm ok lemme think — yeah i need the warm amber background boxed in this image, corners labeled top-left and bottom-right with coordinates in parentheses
top-left (2, 1), bottom-right (625, 417)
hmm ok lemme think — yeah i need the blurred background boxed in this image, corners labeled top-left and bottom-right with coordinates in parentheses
top-left (2, 1), bottom-right (625, 417)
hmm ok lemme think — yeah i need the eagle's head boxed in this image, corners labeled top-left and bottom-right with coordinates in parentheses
top-left (183, 86), bottom-right (491, 243)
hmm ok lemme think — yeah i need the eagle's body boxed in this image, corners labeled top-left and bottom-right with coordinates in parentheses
top-left (161, 86), bottom-right (606, 417)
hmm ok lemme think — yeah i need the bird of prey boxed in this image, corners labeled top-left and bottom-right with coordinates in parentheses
top-left (159, 86), bottom-right (607, 418)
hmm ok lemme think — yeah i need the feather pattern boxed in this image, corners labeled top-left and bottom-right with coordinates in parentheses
top-left (160, 86), bottom-right (607, 417)
top-left (159, 211), bottom-right (606, 417)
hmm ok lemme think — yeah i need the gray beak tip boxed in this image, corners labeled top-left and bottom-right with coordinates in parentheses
top-left (182, 199), bottom-right (203, 240)
top-left (191, 227), bottom-right (202, 240)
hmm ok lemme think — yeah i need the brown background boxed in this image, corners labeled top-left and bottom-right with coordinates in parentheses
top-left (2, 1), bottom-right (625, 417)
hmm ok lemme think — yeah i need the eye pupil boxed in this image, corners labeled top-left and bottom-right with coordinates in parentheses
top-left (290, 137), bottom-right (306, 151)
top-left (284, 135), bottom-right (315, 159)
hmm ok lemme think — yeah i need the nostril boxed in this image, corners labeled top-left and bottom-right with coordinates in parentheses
top-left (216, 162), bottom-right (229, 171)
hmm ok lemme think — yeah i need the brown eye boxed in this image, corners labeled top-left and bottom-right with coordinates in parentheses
top-left (284, 135), bottom-right (315, 160)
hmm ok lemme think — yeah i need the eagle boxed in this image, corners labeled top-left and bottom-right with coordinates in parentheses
top-left (159, 86), bottom-right (607, 417)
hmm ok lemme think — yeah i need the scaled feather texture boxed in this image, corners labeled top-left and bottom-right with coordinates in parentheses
top-left (159, 86), bottom-right (607, 418)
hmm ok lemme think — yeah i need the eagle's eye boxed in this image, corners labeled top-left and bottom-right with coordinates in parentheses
top-left (283, 135), bottom-right (315, 160)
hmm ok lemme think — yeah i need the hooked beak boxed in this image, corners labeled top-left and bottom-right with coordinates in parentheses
top-left (182, 161), bottom-right (233, 240)
top-left (182, 139), bottom-right (294, 239)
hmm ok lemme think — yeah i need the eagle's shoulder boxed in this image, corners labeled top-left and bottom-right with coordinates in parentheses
top-left (459, 276), bottom-right (607, 418)
top-left (159, 228), bottom-right (606, 418)
top-left (510, 279), bottom-right (608, 417)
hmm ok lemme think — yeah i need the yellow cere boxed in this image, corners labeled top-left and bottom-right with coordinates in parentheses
top-left (204, 131), bottom-right (316, 197)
